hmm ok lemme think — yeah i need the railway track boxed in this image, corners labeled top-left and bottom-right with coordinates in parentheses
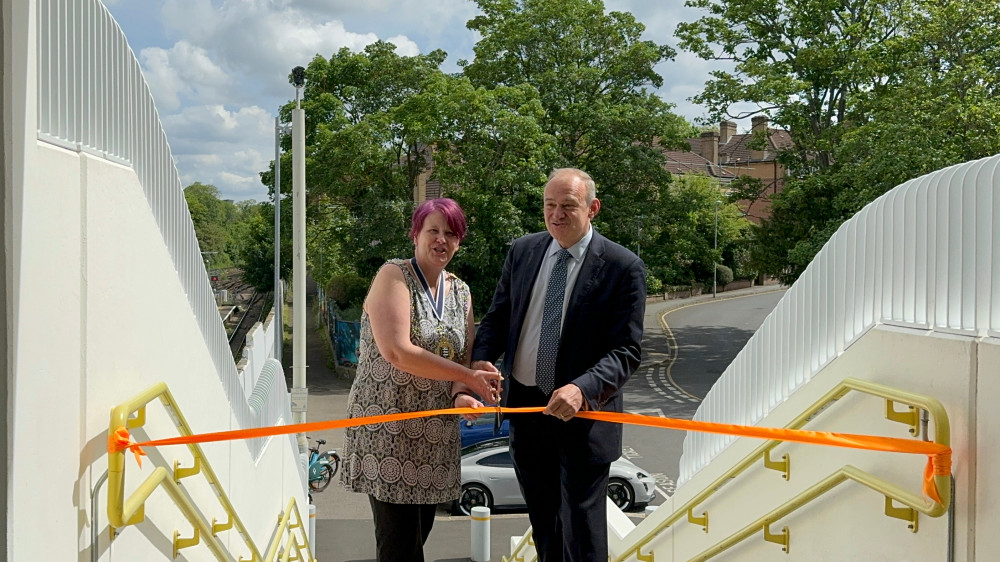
top-left (212, 269), bottom-right (269, 360)
top-left (227, 290), bottom-right (268, 360)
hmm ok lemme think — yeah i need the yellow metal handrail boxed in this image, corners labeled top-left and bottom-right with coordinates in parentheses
top-left (107, 382), bottom-right (313, 561)
top-left (502, 529), bottom-right (536, 562)
top-left (612, 377), bottom-right (950, 562)
top-left (266, 498), bottom-right (313, 562)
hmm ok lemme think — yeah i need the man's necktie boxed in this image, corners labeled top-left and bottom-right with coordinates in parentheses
top-left (536, 249), bottom-right (571, 395)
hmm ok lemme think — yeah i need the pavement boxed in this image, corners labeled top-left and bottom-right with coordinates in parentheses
top-left (299, 282), bottom-right (786, 562)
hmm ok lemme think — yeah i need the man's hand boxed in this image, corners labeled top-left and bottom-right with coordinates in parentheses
top-left (471, 360), bottom-right (499, 373)
top-left (471, 360), bottom-right (502, 404)
top-left (543, 384), bottom-right (585, 421)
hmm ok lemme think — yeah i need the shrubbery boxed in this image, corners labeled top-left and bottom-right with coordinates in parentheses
top-left (716, 264), bottom-right (734, 286)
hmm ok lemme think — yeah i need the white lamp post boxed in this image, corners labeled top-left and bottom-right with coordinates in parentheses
top-left (291, 66), bottom-right (308, 454)
top-left (713, 199), bottom-right (721, 298)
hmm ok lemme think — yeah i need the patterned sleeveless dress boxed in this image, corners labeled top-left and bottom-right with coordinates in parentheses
top-left (340, 259), bottom-right (470, 504)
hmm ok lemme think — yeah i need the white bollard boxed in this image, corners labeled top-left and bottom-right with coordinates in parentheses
top-left (309, 503), bottom-right (316, 551)
top-left (470, 506), bottom-right (491, 561)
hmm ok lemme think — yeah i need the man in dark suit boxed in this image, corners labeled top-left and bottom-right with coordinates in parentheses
top-left (471, 168), bottom-right (645, 562)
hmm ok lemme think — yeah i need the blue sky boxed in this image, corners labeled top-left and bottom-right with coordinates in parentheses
top-left (104, 0), bottom-right (746, 202)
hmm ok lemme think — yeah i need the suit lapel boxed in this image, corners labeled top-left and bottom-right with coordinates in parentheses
top-left (511, 234), bottom-right (551, 341)
top-left (564, 232), bottom-right (606, 327)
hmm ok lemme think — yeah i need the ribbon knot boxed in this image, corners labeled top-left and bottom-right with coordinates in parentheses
top-left (109, 426), bottom-right (147, 467)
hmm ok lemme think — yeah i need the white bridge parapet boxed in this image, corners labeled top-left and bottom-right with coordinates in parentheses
top-left (4, 1), bottom-right (304, 560)
top-left (681, 155), bottom-right (1000, 484)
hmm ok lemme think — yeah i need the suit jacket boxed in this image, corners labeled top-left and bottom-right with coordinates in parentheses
top-left (472, 229), bottom-right (646, 463)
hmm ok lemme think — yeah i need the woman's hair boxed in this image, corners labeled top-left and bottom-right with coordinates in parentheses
top-left (409, 198), bottom-right (468, 242)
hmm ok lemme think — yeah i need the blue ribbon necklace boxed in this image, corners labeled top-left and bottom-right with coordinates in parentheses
top-left (410, 257), bottom-right (445, 321)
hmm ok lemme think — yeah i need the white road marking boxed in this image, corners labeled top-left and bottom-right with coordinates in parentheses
top-left (644, 366), bottom-right (699, 405)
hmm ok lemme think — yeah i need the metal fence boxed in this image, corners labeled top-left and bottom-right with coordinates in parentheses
top-left (321, 289), bottom-right (360, 368)
top-left (680, 154), bottom-right (1000, 484)
top-left (35, 0), bottom-right (292, 460)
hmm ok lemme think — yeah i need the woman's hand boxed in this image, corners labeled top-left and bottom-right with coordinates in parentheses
top-left (454, 393), bottom-right (486, 422)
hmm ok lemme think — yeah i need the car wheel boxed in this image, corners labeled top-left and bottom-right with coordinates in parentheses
top-left (457, 483), bottom-right (493, 516)
top-left (607, 477), bottom-right (635, 511)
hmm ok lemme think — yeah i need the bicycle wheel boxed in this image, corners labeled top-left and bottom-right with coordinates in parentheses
top-left (327, 452), bottom-right (341, 478)
top-left (309, 465), bottom-right (334, 492)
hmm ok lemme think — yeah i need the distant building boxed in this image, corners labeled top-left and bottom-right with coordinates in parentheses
top-left (661, 116), bottom-right (793, 222)
top-left (413, 144), bottom-right (442, 202)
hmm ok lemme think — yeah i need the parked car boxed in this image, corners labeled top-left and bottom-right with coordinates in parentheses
top-left (453, 438), bottom-right (656, 515)
top-left (459, 411), bottom-right (510, 448)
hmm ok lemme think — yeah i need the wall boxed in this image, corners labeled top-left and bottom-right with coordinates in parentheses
top-left (1, 0), bottom-right (9, 553)
top-left (613, 324), bottom-right (980, 561)
top-left (8, 143), bottom-right (304, 560)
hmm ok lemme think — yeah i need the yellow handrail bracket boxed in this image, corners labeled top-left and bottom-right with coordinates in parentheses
top-left (174, 456), bottom-right (202, 481)
top-left (762, 522), bottom-right (789, 553)
top-left (884, 496), bottom-right (918, 532)
top-left (212, 514), bottom-right (234, 535)
top-left (885, 400), bottom-right (919, 436)
top-left (174, 527), bottom-right (201, 558)
top-left (763, 449), bottom-right (790, 480)
top-left (687, 507), bottom-right (709, 532)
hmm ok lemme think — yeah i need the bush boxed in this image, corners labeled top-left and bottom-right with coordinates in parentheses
top-left (326, 273), bottom-right (370, 310)
top-left (716, 264), bottom-right (734, 286)
top-left (645, 272), bottom-right (663, 296)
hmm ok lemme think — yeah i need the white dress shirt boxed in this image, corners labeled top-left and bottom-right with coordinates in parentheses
top-left (512, 227), bottom-right (593, 387)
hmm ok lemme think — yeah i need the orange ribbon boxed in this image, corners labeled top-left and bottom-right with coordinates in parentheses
top-left (108, 407), bottom-right (951, 503)
top-left (109, 425), bottom-right (148, 467)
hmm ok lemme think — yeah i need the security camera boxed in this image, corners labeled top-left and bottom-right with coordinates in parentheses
top-left (292, 66), bottom-right (306, 87)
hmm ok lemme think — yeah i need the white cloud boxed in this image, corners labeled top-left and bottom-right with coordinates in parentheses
top-left (140, 42), bottom-right (232, 111)
top-left (157, 0), bottom-right (426, 99)
top-left (161, 104), bottom-right (274, 200)
top-left (163, 104), bottom-right (272, 145)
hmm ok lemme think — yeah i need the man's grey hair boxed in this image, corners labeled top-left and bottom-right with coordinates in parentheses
top-left (547, 168), bottom-right (597, 204)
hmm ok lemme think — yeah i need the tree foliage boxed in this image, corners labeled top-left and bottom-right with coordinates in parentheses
top-left (229, 202), bottom-right (287, 291)
top-left (640, 174), bottom-right (750, 286)
top-left (676, 0), bottom-right (910, 170)
top-left (184, 182), bottom-right (241, 269)
top-left (261, 1), bottom-right (764, 311)
top-left (462, 0), bottom-right (697, 246)
top-left (680, 0), bottom-right (1000, 283)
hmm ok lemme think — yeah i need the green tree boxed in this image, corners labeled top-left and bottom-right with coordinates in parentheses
top-left (229, 201), bottom-right (291, 292)
top-left (408, 75), bottom-right (559, 312)
top-left (676, 0), bottom-right (911, 170)
top-left (462, 0), bottom-right (696, 247)
top-left (184, 182), bottom-right (240, 269)
top-left (268, 42), bottom-right (451, 290)
top-left (270, 41), bottom-right (561, 310)
top-left (642, 174), bottom-right (750, 286)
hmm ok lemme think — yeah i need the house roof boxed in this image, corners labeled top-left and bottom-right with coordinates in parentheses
top-left (715, 129), bottom-right (794, 164)
top-left (660, 149), bottom-right (737, 180)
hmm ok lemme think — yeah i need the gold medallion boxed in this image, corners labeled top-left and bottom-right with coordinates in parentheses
top-left (435, 337), bottom-right (454, 360)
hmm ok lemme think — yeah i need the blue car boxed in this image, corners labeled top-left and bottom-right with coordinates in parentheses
top-left (460, 412), bottom-right (510, 448)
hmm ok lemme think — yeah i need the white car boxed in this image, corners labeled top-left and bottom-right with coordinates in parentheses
top-left (454, 438), bottom-right (657, 515)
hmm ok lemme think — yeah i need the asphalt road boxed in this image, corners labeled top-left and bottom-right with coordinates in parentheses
top-left (302, 286), bottom-right (787, 561)
top-left (621, 289), bottom-right (786, 499)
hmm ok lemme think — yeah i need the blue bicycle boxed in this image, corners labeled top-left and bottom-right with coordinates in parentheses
top-left (308, 437), bottom-right (341, 492)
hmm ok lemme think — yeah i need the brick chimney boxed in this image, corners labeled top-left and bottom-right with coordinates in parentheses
top-left (700, 130), bottom-right (720, 164)
top-left (750, 115), bottom-right (769, 161)
top-left (719, 120), bottom-right (737, 144)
